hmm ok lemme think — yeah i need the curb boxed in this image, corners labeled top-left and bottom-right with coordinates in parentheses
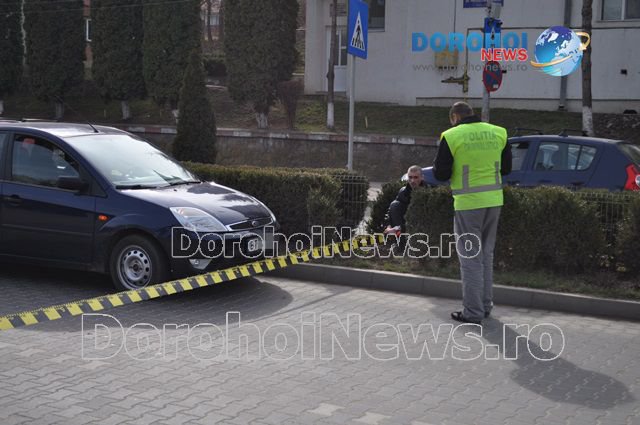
top-left (270, 264), bottom-right (640, 322)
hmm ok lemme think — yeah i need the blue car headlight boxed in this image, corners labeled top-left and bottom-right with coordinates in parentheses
top-left (170, 207), bottom-right (228, 232)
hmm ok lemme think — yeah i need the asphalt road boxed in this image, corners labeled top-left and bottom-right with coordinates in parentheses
top-left (0, 263), bottom-right (638, 425)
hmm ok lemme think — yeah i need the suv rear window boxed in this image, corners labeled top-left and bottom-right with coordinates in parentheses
top-left (619, 143), bottom-right (640, 165)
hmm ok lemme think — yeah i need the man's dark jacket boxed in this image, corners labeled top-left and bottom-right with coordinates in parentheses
top-left (385, 180), bottom-right (428, 229)
top-left (395, 180), bottom-right (427, 206)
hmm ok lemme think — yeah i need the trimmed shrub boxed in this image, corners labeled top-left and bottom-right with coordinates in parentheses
top-left (405, 186), bottom-right (455, 266)
top-left (520, 187), bottom-right (606, 273)
top-left (322, 169), bottom-right (369, 229)
top-left (367, 181), bottom-right (404, 234)
top-left (261, 167), bottom-right (368, 228)
top-left (307, 187), bottom-right (341, 231)
top-left (617, 195), bottom-right (640, 274)
top-left (403, 186), bottom-right (606, 273)
top-left (182, 162), bottom-right (340, 236)
top-left (494, 187), bottom-right (534, 270)
top-left (191, 164), bottom-right (368, 230)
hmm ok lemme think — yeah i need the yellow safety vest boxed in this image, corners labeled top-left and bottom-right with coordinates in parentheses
top-left (441, 121), bottom-right (508, 211)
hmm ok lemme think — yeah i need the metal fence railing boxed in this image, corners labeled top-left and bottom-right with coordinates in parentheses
top-left (336, 174), bottom-right (370, 232)
top-left (575, 191), bottom-right (638, 245)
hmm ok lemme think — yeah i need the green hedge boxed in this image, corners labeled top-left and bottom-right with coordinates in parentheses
top-left (499, 187), bottom-right (605, 273)
top-left (256, 166), bottom-right (369, 229)
top-left (405, 187), bottom-right (455, 268)
top-left (373, 185), bottom-right (612, 273)
top-left (185, 163), bottom-right (368, 231)
top-left (617, 195), bottom-right (640, 274)
top-left (367, 181), bottom-right (403, 234)
top-left (183, 162), bottom-right (340, 235)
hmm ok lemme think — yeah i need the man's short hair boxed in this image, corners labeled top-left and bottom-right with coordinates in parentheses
top-left (407, 165), bottom-right (422, 174)
top-left (450, 102), bottom-right (474, 121)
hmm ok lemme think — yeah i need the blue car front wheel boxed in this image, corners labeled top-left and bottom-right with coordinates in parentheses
top-left (110, 235), bottom-right (170, 291)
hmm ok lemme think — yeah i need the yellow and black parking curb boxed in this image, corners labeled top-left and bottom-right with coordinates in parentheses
top-left (0, 234), bottom-right (384, 332)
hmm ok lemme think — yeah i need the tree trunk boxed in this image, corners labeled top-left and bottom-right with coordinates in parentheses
top-left (218, 0), bottom-right (224, 44)
top-left (581, 0), bottom-right (595, 136)
top-left (121, 100), bottom-right (131, 120)
top-left (255, 112), bottom-right (269, 129)
top-left (582, 106), bottom-right (594, 136)
top-left (54, 101), bottom-right (64, 120)
top-left (0, 100), bottom-right (4, 116)
top-left (21, 0), bottom-right (26, 65)
top-left (206, 0), bottom-right (213, 42)
top-left (327, 102), bottom-right (334, 130)
top-left (326, 0), bottom-right (337, 130)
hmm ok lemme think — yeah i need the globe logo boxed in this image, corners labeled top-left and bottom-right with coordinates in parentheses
top-left (530, 26), bottom-right (591, 77)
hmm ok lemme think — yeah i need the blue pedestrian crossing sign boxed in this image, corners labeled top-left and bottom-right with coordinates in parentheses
top-left (347, 0), bottom-right (368, 59)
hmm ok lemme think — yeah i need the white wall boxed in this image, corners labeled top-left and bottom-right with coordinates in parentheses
top-left (305, 0), bottom-right (640, 113)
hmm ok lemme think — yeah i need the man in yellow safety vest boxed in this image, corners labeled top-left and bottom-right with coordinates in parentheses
top-left (433, 102), bottom-right (512, 324)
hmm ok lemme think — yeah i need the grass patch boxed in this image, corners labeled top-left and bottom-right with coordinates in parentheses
top-left (296, 100), bottom-right (584, 138)
top-left (0, 83), bottom-right (580, 135)
top-left (3, 83), bottom-right (637, 144)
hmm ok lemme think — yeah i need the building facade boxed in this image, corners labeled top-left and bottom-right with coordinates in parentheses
top-left (304, 0), bottom-right (640, 113)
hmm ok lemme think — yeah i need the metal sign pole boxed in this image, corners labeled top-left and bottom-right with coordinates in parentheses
top-left (481, 5), bottom-right (491, 122)
top-left (346, 0), bottom-right (367, 172)
top-left (347, 56), bottom-right (355, 171)
top-left (481, 0), bottom-right (503, 122)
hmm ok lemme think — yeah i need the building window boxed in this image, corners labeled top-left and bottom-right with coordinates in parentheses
top-left (85, 18), bottom-right (91, 42)
top-left (602, 0), bottom-right (640, 20)
top-left (335, 29), bottom-right (348, 66)
top-left (364, 0), bottom-right (385, 30)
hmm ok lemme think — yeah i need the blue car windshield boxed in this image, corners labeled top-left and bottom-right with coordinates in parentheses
top-left (65, 134), bottom-right (199, 188)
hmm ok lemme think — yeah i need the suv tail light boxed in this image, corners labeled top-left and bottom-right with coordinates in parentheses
top-left (624, 164), bottom-right (640, 191)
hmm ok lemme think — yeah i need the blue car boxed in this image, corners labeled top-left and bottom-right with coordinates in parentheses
top-left (0, 121), bottom-right (278, 290)
top-left (411, 134), bottom-right (640, 191)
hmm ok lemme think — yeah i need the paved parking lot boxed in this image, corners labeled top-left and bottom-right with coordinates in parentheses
top-left (0, 263), bottom-right (639, 425)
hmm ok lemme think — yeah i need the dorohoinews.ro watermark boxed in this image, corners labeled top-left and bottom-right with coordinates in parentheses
top-left (412, 62), bottom-right (529, 72)
top-left (82, 312), bottom-right (565, 362)
top-left (171, 226), bottom-right (483, 260)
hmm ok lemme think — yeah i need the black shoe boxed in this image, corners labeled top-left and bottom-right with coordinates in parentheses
top-left (484, 311), bottom-right (491, 318)
top-left (451, 311), bottom-right (482, 325)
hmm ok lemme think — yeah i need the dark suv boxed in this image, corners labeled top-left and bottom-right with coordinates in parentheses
top-left (418, 134), bottom-right (640, 191)
top-left (0, 121), bottom-right (278, 290)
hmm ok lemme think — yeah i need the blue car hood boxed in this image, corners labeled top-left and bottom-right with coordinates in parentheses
top-left (122, 182), bottom-right (272, 226)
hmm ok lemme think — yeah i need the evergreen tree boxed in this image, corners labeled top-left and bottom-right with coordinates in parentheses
top-left (143, 0), bottom-right (201, 113)
top-left (224, 0), bottom-right (299, 129)
top-left (24, 0), bottom-right (85, 119)
top-left (91, 0), bottom-right (146, 120)
top-left (0, 0), bottom-right (24, 115)
top-left (173, 50), bottom-right (216, 163)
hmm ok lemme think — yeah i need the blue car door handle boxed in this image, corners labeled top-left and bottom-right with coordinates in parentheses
top-left (4, 195), bottom-right (22, 206)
